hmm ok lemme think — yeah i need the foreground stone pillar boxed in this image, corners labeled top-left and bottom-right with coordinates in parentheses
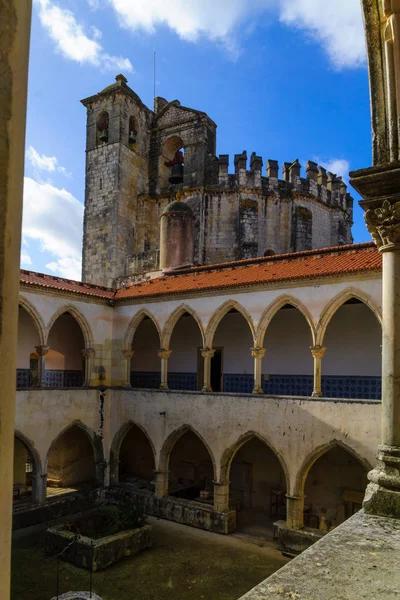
top-left (213, 480), bottom-right (230, 512)
top-left (35, 345), bottom-right (49, 387)
top-left (0, 2), bottom-right (32, 597)
top-left (121, 347), bottom-right (133, 388)
top-left (310, 345), bottom-right (326, 397)
top-left (286, 494), bottom-right (305, 529)
top-left (154, 470), bottom-right (169, 497)
top-left (201, 348), bottom-right (215, 392)
top-left (158, 349), bottom-right (172, 390)
top-left (351, 164), bottom-right (400, 517)
top-left (82, 347), bottom-right (95, 386)
top-left (251, 347), bottom-right (266, 394)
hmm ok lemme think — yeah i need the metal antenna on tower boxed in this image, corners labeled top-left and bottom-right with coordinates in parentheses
top-left (153, 49), bottom-right (156, 100)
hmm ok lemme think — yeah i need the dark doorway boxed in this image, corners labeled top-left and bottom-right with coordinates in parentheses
top-left (211, 348), bottom-right (222, 392)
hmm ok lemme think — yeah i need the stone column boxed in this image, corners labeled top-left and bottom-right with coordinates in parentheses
top-left (158, 349), bottom-right (172, 390)
top-left (35, 345), bottom-right (49, 388)
top-left (310, 345), bottom-right (326, 397)
top-left (0, 3), bottom-right (32, 597)
top-left (351, 165), bottom-right (400, 517)
top-left (121, 347), bottom-right (134, 388)
top-left (82, 347), bottom-right (95, 387)
top-left (286, 494), bottom-right (305, 529)
top-left (213, 480), bottom-right (230, 512)
top-left (251, 347), bottom-right (266, 394)
top-left (154, 470), bottom-right (169, 498)
top-left (201, 348), bottom-right (215, 392)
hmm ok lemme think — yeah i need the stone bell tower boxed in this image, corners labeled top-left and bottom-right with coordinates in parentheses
top-left (81, 75), bottom-right (153, 288)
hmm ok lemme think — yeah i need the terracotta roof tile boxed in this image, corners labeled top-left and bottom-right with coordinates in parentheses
top-left (20, 270), bottom-right (115, 299)
top-left (19, 243), bottom-right (382, 303)
top-left (116, 242), bottom-right (382, 301)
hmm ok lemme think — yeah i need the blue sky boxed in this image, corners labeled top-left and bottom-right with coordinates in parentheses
top-left (23, 0), bottom-right (372, 280)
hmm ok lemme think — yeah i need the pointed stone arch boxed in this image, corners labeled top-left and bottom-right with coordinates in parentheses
top-left (255, 295), bottom-right (317, 347)
top-left (162, 304), bottom-right (205, 350)
top-left (14, 430), bottom-right (44, 503)
top-left (124, 308), bottom-right (162, 348)
top-left (219, 430), bottom-right (290, 490)
top-left (316, 288), bottom-right (382, 346)
top-left (158, 424), bottom-right (217, 479)
top-left (110, 420), bottom-right (156, 485)
top-left (46, 304), bottom-right (94, 349)
top-left (18, 296), bottom-right (46, 346)
top-left (294, 439), bottom-right (372, 497)
top-left (45, 420), bottom-right (105, 487)
top-left (205, 300), bottom-right (256, 349)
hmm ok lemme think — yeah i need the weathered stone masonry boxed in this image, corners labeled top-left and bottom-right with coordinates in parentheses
top-left (81, 76), bottom-right (353, 288)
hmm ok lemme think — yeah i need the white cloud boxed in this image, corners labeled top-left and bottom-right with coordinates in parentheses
top-left (20, 251), bottom-right (32, 266)
top-left (26, 146), bottom-right (71, 177)
top-left (319, 158), bottom-right (351, 181)
top-left (279, 0), bottom-right (365, 69)
top-left (106, 0), bottom-right (365, 68)
top-left (22, 177), bottom-right (83, 280)
top-left (35, 0), bottom-right (134, 72)
top-left (46, 257), bottom-right (82, 280)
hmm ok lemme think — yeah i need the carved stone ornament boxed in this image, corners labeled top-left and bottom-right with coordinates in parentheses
top-left (82, 347), bottom-right (95, 359)
top-left (251, 347), bottom-right (267, 359)
top-left (364, 199), bottom-right (400, 249)
top-left (121, 348), bottom-right (134, 360)
top-left (35, 345), bottom-right (50, 357)
top-left (201, 348), bottom-right (215, 360)
top-left (158, 349), bottom-right (172, 360)
top-left (310, 345), bottom-right (326, 360)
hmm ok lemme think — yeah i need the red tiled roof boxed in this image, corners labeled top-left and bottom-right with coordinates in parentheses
top-left (116, 242), bottom-right (382, 301)
top-left (20, 270), bottom-right (115, 299)
top-left (19, 243), bottom-right (382, 302)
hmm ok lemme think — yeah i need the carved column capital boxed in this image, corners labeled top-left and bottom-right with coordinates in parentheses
top-left (201, 348), bottom-right (215, 360)
top-left (310, 345), bottom-right (326, 360)
top-left (122, 348), bottom-right (134, 360)
top-left (158, 348), bottom-right (172, 360)
top-left (383, 0), bottom-right (400, 17)
top-left (365, 199), bottom-right (400, 251)
top-left (251, 347), bottom-right (266, 359)
top-left (35, 345), bottom-right (49, 357)
top-left (82, 347), bottom-right (95, 359)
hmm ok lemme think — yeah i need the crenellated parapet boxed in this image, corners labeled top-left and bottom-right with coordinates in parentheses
top-left (216, 154), bottom-right (353, 214)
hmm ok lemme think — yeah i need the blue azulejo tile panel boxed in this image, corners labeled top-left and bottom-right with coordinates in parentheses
top-left (64, 370), bottom-right (84, 387)
top-left (16, 369), bottom-right (30, 388)
top-left (321, 376), bottom-right (381, 400)
top-left (168, 372), bottom-right (197, 391)
top-left (262, 374), bottom-right (314, 397)
top-left (45, 370), bottom-right (64, 388)
top-left (223, 374), bottom-right (254, 394)
top-left (131, 371), bottom-right (161, 389)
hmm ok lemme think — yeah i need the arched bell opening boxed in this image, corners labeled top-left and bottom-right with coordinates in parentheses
top-left (97, 111), bottom-right (109, 144)
top-left (17, 305), bottom-right (42, 388)
top-left (261, 304), bottom-right (314, 396)
top-left (118, 424), bottom-right (155, 491)
top-left (46, 312), bottom-right (85, 388)
top-left (227, 437), bottom-right (287, 539)
top-left (159, 136), bottom-right (184, 189)
top-left (130, 315), bottom-right (162, 389)
top-left (322, 298), bottom-right (382, 399)
top-left (168, 430), bottom-right (214, 501)
top-left (303, 446), bottom-right (369, 532)
top-left (168, 312), bottom-right (203, 391)
top-left (46, 425), bottom-right (97, 498)
top-left (128, 115), bottom-right (138, 147)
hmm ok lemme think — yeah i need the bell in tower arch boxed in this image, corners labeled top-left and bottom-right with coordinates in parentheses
top-left (165, 149), bottom-right (184, 185)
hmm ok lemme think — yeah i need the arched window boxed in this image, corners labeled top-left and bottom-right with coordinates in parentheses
top-left (97, 111), bottom-right (109, 144)
top-left (131, 315), bottom-right (161, 389)
top-left (13, 436), bottom-right (37, 505)
top-left (168, 312), bottom-right (203, 391)
top-left (118, 424), bottom-right (155, 489)
top-left (159, 136), bottom-right (184, 189)
top-left (227, 436), bottom-right (287, 538)
top-left (168, 430), bottom-right (214, 500)
top-left (303, 446), bottom-right (368, 531)
top-left (292, 206), bottom-right (312, 251)
top-left (129, 115), bottom-right (137, 146)
top-left (17, 305), bottom-right (41, 388)
top-left (46, 425), bottom-right (96, 498)
top-left (47, 312), bottom-right (85, 388)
